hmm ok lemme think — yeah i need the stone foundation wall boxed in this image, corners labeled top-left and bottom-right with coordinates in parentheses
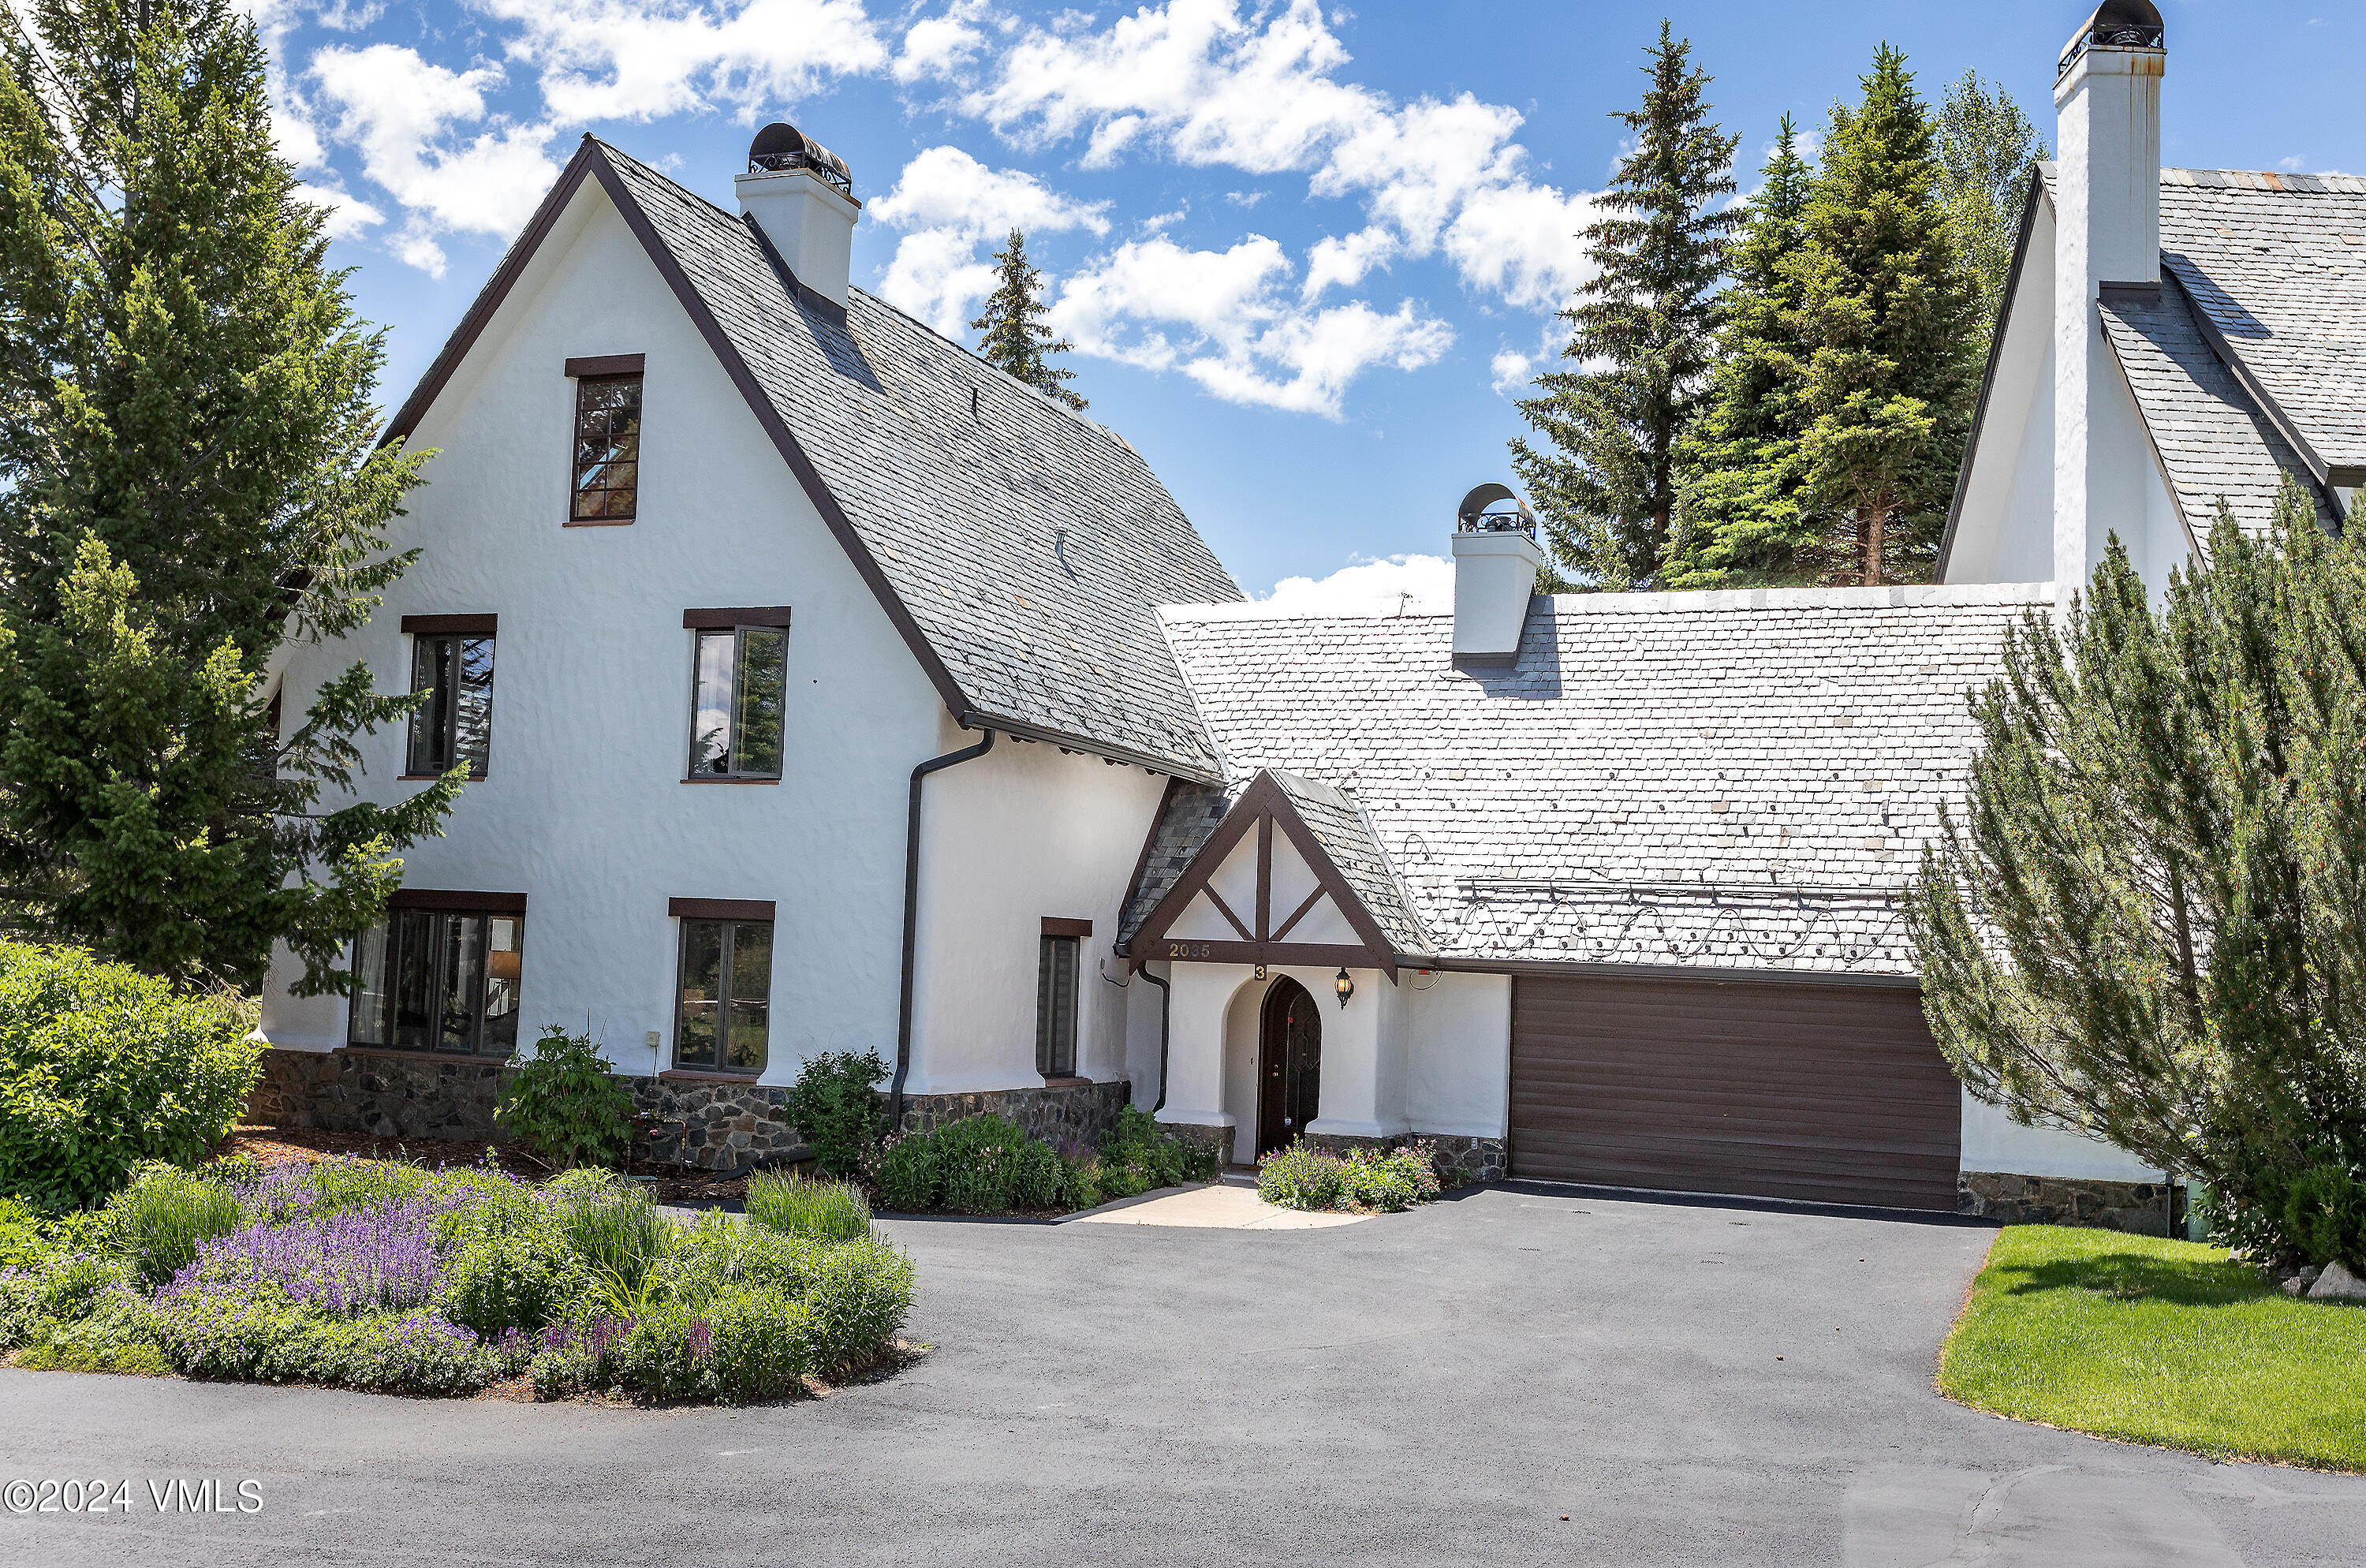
top-left (625, 1077), bottom-right (804, 1171)
top-left (894, 1080), bottom-right (1132, 1148)
top-left (1958, 1170), bottom-right (2186, 1233)
top-left (1304, 1129), bottom-right (1506, 1187)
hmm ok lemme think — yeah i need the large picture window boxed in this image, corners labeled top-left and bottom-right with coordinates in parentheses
top-left (684, 610), bottom-right (790, 779)
top-left (571, 371), bottom-right (641, 522)
top-left (349, 898), bottom-right (524, 1056)
top-left (672, 901), bottom-right (774, 1073)
top-left (404, 617), bottom-right (494, 777)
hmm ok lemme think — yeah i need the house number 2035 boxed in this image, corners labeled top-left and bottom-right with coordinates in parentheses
top-left (1166, 942), bottom-right (1212, 959)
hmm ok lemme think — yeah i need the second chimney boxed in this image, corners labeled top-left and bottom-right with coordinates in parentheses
top-left (1450, 484), bottom-right (1544, 670)
top-left (737, 121), bottom-right (860, 308)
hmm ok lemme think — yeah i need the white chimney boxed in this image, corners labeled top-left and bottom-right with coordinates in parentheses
top-left (736, 122), bottom-right (860, 308)
top-left (1450, 484), bottom-right (1545, 670)
top-left (2052, 1), bottom-right (2164, 600)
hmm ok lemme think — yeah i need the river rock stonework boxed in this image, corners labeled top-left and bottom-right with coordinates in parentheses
top-left (893, 1080), bottom-right (1131, 1148)
top-left (1958, 1170), bottom-right (2185, 1233)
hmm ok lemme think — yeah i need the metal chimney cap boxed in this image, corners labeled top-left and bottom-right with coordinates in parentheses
top-left (746, 121), bottom-right (853, 196)
top-left (2059, 0), bottom-right (2163, 78)
top-left (1456, 482), bottom-right (1536, 536)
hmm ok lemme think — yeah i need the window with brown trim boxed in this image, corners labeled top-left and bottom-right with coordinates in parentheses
top-left (675, 916), bottom-right (772, 1073)
top-left (1036, 933), bottom-right (1080, 1077)
top-left (571, 372), bottom-right (642, 522)
top-left (685, 615), bottom-right (789, 779)
top-left (406, 631), bottom-right (494, 776)
top-left (349, 905), bottom-right (524, 1056)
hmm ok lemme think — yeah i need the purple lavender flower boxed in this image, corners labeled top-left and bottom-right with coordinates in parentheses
top-left (161, 1194), bottom-right (465, 1316)
top-left (686, 1320), bottom-right (713, 1361)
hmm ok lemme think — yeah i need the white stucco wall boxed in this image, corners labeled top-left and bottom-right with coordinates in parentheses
top-left (1960, 1092), bottom-right (2159, 1182)
top-left (906, 732), bottom-right (1169, 1094)
top-left (1400, 969), bottom-right (1510, 1140)
top-left (1946, 199), bottom-right (2058, 588)
top-left (259, 179), bottom-right (1170, 1096)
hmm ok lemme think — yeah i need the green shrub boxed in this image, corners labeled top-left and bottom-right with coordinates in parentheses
top-left (1336, 1144), bottom-right (1442, 1213)
top-left (1099, 1106), bottom-right (1221, 1190)
top-left (1097, 1159), bottom-right (1151, 1201)
top-left (547, 1167), bottom-right (624, 1200)
top-left (797, 1234), bottom-right (916, 1375)
top-left (300, 1155), bottom-right (430, 1217)
top-left (872, 1133), bottom-right (941, 1212)
top-left (0, 942), bottom-right (263, 1209)
top-left (496, 1025), bottom-right (635, 1169)
top-left (1013, 1140), bottom-right (1065, 1210)
top-left (1257, 1140), bottom-right (1345, 1211)
top-left (746, 1173), bottom-right (873, 1243)
top-left (106, 1165), bottom-right (242, 1286)
top-left (1059, 1155), bottom-right (1105, 1212)
top-left (933, 1115), bottom-right (1029, 1213)
top-left (0, 1197), bottom-right (49, 1270)
top-left (2282, 1163), bottom-right (2366, 1271)
top-left (782, 1050), bottom-right (888, 1178)
top-left (436, 1211), bottom-right (589, 1336)
top-left (659, 1212), bottom-right (828, 1305)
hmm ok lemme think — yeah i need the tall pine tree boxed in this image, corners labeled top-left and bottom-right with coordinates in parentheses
top-left (0, 0), bottom-right (455, 992)
top-left (1787, 45), bottom-right (1980, 585)
top-left (971, 230), bottom-right (1085, 412)
top-left (1511, 21), bottom-right (1738, 589)
top-left (1663, 116), bottom-right (1816, 587)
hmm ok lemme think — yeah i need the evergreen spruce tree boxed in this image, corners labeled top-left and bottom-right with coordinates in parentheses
top-left (0, 0), bottom-right (455, 992)
top-left (1935, 69), bottom-right (2046, 340)
top-left (970, 230), bottom-right (1085, 412)
top-left (1511, 21), bottom-right (1739, 589)
top-left (1787, 45), bottom-right (1981, 585)
top-left (1663, 116), bottom-right (1816, 587)
top-left (1908, 487), bottom-right (2366, 1260)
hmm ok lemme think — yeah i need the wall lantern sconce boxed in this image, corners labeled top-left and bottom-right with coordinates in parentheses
top-left (1334, 967), bottom-right (1355, 1008)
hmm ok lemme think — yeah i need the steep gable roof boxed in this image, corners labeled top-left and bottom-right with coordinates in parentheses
top-left (1157, 586), bottom-right (2050, 979)
top-left (386, 137), bottom-right (1240, 779)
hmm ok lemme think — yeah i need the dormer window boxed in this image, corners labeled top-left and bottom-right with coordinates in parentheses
top-left (566, 354), bottom-right (644, 525)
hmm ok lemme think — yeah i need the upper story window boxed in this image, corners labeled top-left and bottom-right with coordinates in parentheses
top-left (670, 898), bottom-right (774, 1074)
top-left (401, 614), bottom-right (494, 778)
top-left (349, 893), bottom-right (524, 1057)
top-left (1036, 918), bottom-right (1090, 1079)
top-left (567, 354), bottom-right (644, 525)
top-left (683, 609), bottom-right (791, 780)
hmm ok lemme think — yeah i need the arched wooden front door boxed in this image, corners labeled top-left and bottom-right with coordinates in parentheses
top-left (1256, 978), bottom-right (1323, 1157)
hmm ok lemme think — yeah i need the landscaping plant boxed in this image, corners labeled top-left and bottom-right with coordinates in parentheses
top-left (866, 1109), bottom-right (1218, 1215)
top-left (1257, 1141), bottom-right (1345, 1211)
top-left (746, 1173), bottom-right (874, 1244)
top-left (782, 1050), bottom-right (888, 1178)
top-left (1908, 491), bottom-right (2366, 1265)
top-left (496, 1025), bottom-right (636, 1170)
top-left (0, 1154), bottom-right (915, 1403)
top-left (1259, 1139), bottom-right (1442, 1214)
top-left (0, 942), bottom-right (263, 1208)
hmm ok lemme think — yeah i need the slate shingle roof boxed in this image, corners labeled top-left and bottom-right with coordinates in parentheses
top-left (1159, 584), bottom-right (2051, 976)
top-left (430, 140), bottom-right (1244, 776)
top-left (1267, 771), bottom-right (1433, 958)
top-left (1117, 780), bottom-right (1228, 947)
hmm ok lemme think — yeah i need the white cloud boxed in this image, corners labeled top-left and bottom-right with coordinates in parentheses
top-left (1489, 348), bottom-right (1532, 394)
top-left (1052, 235), bottom-right (1450, 416)
top-left (868, 144), bottom-right (1111, 332)
top-left (293, 181), bottom-right (386, 239)
top-left (1301, 224), bottom-right (1396, 300)
top-left (895, 2), bottom-right (987, 84)
top-left (307, 44), bottom-right (561, 256)
top-left (1252, 552), bottom-right (1454, 616)
top-left (1444, 179), bottom-right (1595, 311)
top-left (474, 0), bottom-right (888, 125)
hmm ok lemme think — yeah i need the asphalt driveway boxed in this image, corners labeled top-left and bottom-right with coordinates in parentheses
top-left (2, 1183), bottom-right (2361, 1566)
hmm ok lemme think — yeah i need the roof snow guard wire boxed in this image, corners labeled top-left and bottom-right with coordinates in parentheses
top-left (1455, 481), bottom-right (1537, 538)
top-left (2057, 0), bottom-right (2163, 80)
top-left (746, 121), bottom-right (853, 198)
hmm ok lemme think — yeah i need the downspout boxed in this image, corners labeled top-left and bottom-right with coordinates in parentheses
top-left (1140, 961), bottom-right (1173, 1113)
top-left (891, 724), bottom-right (995, 1127)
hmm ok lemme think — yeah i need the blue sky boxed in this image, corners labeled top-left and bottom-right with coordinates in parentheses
top-left (259, 0), bottom-right (2366, 605)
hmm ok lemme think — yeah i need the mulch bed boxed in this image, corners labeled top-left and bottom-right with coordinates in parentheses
top-left (216, 1124), bottom-right (763, 1206)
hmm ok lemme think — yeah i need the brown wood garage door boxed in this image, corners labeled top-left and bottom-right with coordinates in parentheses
top-left (1509, 975), bottom-right (1961, 1211)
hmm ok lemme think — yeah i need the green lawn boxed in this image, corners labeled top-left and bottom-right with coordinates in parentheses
top-left (1939, 1224), bottom-right (2366, 1472)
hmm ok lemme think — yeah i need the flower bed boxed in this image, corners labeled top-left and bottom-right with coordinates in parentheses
top-left (1257, 1140), bottom-right (1442, 1214)
top-left (0, 1158), bottom-right (913, 1403)
top-left (868, 1107), bottom-right (1220, 1215)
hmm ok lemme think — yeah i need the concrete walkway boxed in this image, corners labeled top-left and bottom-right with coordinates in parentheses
top-left (1067, 1182), bottom-right (1368, 1229)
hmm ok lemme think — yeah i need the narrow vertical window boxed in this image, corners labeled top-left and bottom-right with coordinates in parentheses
top-left (405, 624), bottom-right (495, 777)
top-left (684, 612), bottom-right (790, 778)
top-left (1036, 934), bottom-right (1079, 1077)
top-left (572, 372), bottom-right (642, 522)
top-left (348, 901), bottom-right (525, 1056)
top-left (674, 915), bottom-right (773, 1073)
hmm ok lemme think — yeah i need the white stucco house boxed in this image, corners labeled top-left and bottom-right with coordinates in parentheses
top-left (258, 0), bottom-right (2288, 1223)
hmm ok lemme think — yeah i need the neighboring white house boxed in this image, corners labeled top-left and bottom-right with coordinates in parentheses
top-left (259, 1), bottom-right (2266, 1223)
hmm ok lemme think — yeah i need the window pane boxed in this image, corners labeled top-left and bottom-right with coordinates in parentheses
top-left (675, 920), bottom-right (723, 1067)
top-left (392, 909), bottom-right (437, 1051)
top-left (483, 917), bottom-right (522, 1055)
top-left (453, 638), bottom-right (494, 775)
top-left (689, 630), bottom-right (736, 775)
top-left (733, 628), bottom-right (787, 778)
top-left (349, 920), bottom-right (391, 1046)
top-left (573, 375), bottom-right (644, 521)
top-left (407, 637), bottom-right (446, 773)
top-left (1036, 935), bottom-right (1078, 1077)
top-left (440, 913), bottom-right (485, 1053)
top-left (724, 922), bottom-right (771, 1072)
